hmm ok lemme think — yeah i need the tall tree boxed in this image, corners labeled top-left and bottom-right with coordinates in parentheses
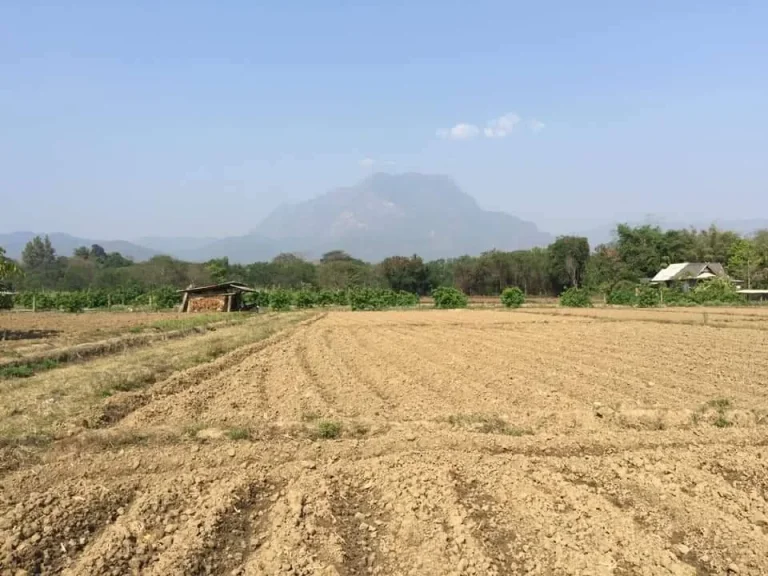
top-left (22, 235), bottom-right (57, 269)
top-left (728, 239), bottom-right (760, 289)
top-left (548, 236), bottom-right (590, 290)
top-left (378, 255), bottom-right (430, 295)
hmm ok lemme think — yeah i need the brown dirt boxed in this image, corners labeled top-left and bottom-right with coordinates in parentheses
top-left (0, 311), bottom-right (184, 359)
top-left (2, 309), bottom-right (768, 575)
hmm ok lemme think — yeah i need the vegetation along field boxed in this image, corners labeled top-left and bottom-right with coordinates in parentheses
top-left (1, 307), bottom-right (767, 576)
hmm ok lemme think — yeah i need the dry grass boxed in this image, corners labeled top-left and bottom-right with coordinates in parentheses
top-left (0, 312), bottom-right (310, 443)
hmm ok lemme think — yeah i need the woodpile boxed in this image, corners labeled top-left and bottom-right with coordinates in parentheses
top-left (188, 296), bottom-right (226, 313)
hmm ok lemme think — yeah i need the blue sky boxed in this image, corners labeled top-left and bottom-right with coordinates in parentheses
top-left (1, 1), bottom-right (767, 238)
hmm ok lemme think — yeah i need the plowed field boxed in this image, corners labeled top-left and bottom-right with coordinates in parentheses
top-left (2, 310), bottom-right (768, 576)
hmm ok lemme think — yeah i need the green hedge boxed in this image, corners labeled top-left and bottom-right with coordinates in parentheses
top-left (500, 287), bottom-right (525, 308)
top-left (432, 287), bottom-right (468, 309)
top-left (559, 287), bottom-right (592, 308)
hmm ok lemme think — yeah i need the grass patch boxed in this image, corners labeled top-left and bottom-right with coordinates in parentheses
top-left (699, 397), bottom-right (734, 429)
top-left (705, 398), bottom-right (732, 411)
top-left (226, 427), bottom-right (252, 441)
top-left (0, 312), bottom-right (311, 444)
top-left (447, 413), bottom-right (532, 436)
top-left (142, 313), bottom-right (246, 333)
top-left (713, 415), bottom-right (733, 428)
top-left (315, 419), bottom-right (342, 439)
top-left (0, 358), bottom-right (59, 379)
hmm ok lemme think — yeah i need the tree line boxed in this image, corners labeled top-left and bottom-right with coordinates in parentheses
top-left (2, 224), bottom-right (768, 300)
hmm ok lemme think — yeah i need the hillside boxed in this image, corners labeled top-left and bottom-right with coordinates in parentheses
top-left (245, 172), bottom-right (552, 261)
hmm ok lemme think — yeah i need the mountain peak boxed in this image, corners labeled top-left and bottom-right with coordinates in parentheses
top-left (252, 172), bottom-right (549, 260)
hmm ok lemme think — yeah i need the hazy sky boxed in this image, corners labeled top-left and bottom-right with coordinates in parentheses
top-left (2, 1), bottom-right (767, 239)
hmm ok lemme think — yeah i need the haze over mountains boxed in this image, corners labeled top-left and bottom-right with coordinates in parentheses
top-left (2, 173), bottom-right (767, 264)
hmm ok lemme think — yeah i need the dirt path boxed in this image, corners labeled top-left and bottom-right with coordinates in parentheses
top-left (2, 310), bottom-right (767, 575)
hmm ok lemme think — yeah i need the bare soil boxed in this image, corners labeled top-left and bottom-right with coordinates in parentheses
top-left (2, 309), bottom-right (767, 575)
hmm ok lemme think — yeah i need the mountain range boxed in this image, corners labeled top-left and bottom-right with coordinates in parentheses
top-left (2, 173), bottom-right (767, 263)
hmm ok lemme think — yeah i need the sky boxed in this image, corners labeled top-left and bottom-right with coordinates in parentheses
top-left (1, 0), bottom-right (767, 239)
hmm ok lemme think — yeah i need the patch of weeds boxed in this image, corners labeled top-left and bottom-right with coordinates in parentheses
top-left (182, 422), bottom-right (207, 439)
top-left (447, 413), bottom-right (532, 436)
top-left (128, 325), bottom-right (145, 334)
top-left (0, 358), bottom-right (59, 379)
top-left (713, 415), bottom-right (733, 428)
top-left (226, 427), bottom-right (252, 441)
top-left (205, 342), bottom-right (227, 360)
top-left (705, 398), bottom-right (732, 411)
top-left (701, 398), bottom-right (734, 429)
top-left (315, 419), bottom-right (342, 439)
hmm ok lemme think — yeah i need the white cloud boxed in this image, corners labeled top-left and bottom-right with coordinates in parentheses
top-left (529, 119), bottom-right (545, 134)
top-left (437, 123), bottom-right (480, 140)
top-left (359, 157), bottom-right (375, 168)
top-left (483, 113), bottom-right (521, 138)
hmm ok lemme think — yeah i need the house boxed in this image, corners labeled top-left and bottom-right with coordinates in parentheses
top-left (178, 281), bottom-right (259, 313)
top-left (650, 262), bottom-right (729, 290)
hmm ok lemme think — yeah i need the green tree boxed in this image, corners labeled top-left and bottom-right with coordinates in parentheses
top-left (22, 235), bottom-right (57, 269)
top-left (548, 236), bottom-right (590, 290)
top-left (728, 239), bottom-right (760, 289)
top-left (0, 247), bottom-right (21, 280)
top-left (205, 257), bottom-right (230, 283)
top-left (73, 246), bottom-right (90, 259)
top-left (615, 224), bottom-right (665, 279)
top-left (378, 255), bottom-right (430, 295)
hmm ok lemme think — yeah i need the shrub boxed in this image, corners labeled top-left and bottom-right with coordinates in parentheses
top-left (315, 289), bottom-right (336, 307)
top-left (559, 287), bottom-right (592, 308)
top-left (316, 419), bottom-right (342, 439)
top-left (269, 289), bottom-right (293, 311)
top-left (692, 277), bottom-right (744, 305)
top-left (294, 290), bottom-right (317, 309)
top-left (0, 293), bottom-right (12, 310)
top-left (636, 286), bottom-right (661, 308)
top-left (500, 287), bottom-right (525, 308)
top-left (607, 281), bottom-right (637, 306)
top-left (432, 287), bottom-right (468, 309)
top-left (395, 290), bottom-right (419, 307)
top-left (150, 286), bottom-right (181, 309)
top-left (348, 288), bottom-right (388, 311)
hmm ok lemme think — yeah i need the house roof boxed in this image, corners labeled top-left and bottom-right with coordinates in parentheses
top-left (177, 281), bottom-right (259, 294)
top-left (651, 262), bottom-right (726, 283)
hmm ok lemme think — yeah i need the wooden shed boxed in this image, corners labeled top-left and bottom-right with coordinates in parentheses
top-left (178, 282), bottom-right (259, 313)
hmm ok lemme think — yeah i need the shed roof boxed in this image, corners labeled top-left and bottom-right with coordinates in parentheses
top-left (178, 281), bottom-right (259, 294)
top-left (651, 262), bottom-right (726, 283)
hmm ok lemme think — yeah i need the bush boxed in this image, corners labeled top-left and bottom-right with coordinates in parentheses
top-left (269, 289), bottom-right (293, 311)
top-left (636, 286), bottom-right (661, 308)
top-left (294, 290), bottom-right (317, 309)
top-left (150, 286), bottom-right (181, 309)
top-left (500, 287), bottom-right (525, 308)
top-left (0, 293), bottom-right (12, 310)
top-left (348, 288), bottom-right (388, 311)
top-left (607, 281), bottom-right (637, 306)
top-left (432, 287), bottom-right (468, 309)
top-left (395, 290), bottom-right (419, 307)
top-left (692, 277), bottom-right (744, 305)
top-left (559, 287), bottom-right (592, 308)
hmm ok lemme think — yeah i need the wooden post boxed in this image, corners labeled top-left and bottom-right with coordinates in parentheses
top-left (108, 294), bottom-right (111, 309)
top-left (32, 294), bottom-right (36, 312)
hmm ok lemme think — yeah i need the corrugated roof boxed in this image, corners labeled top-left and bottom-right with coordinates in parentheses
top-left (651, 262), bottom-right (726, 283)
top-left (651, 263), bottom-right (689, 282)
top-left (177, 281), bottom-right (258, 294)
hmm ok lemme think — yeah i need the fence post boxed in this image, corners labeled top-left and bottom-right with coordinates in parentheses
top-left (32, 294), bottom-right (36, 312)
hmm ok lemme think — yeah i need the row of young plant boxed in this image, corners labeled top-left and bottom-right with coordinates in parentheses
top-left (554, 277), bottom-right (748, 309)
top-left (3, 287), bottom-right (425, 313)
top-left (6, 286), bottom-right (182, 312)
